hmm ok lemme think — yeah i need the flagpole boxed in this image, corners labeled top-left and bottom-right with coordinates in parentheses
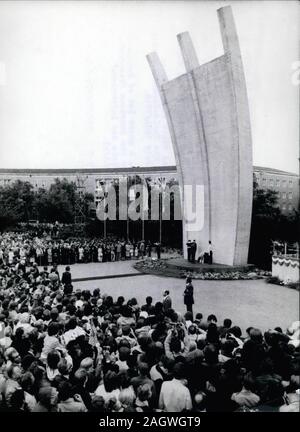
top-left (100, 178), bottom-right (106, 239)
top-left (159, 179), bottom-right (162, 244)
top-left (126, 176), bottom-right (129, 241)
top-left (142, 175), bottom-right (145, 241)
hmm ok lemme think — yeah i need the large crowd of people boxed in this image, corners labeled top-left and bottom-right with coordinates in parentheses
top-left (0, 231), bottom-right (299, 413)
top-left (0, 232), bottom-right (162, 268)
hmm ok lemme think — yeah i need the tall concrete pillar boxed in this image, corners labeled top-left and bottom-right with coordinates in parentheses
top-left (147, 6), bottom-right (253, 265)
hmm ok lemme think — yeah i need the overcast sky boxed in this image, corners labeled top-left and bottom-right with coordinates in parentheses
top-left (0, 0), bottom-right (299, 173)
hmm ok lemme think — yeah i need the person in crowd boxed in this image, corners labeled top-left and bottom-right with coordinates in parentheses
top-left (231, 373), bottom-right (260, 408)
top-left (33, 386), bottom-right (59, 412)
top-left (162, 290), bottom-right (172, 312)
top-left (183, 277), bottom-right (194, 318)
top-left (194, 391), bottom-right (207, 412)
top-left (3, 365), bottom-right (22, 409)
top-left (135, 383), bottom-right (152, 412)
top-left (219, 318), bottom-right (232, 338)
top-left (20, 372), bottom-right (37, 411)
top-left (142, 297), bottom-right (155, 316)
top-left (159, 362), bottom-right (192, 412)
top-left (57, 381), bottom-right (87, 412)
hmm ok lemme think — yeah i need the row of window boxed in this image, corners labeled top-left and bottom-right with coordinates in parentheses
top-left (260, 177), bottom-right (294, 188)
top-left (0, 179), bottom-right (46, 188)
top-left (279, 192), bottom-right (293, 199)
top-left (281, 203), bottom-right (294, 211)
top-left (0, 179), bottom-right (11, 185)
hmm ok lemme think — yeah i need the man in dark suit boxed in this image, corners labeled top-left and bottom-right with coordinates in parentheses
top-left (162, 290), bottom-right (172, 312)
top-left (155, 242), bottom-right (161, 260)
top-left (62, 266), bottom-right (72, 286)
top-left (191, 240), bottom-right (197, 263)
top-left (183, 277), bottom-right (194, 319)
top-left (208, 241), bottom-right (213, 264)
top-left (186, 240), bottom-right (192, 262)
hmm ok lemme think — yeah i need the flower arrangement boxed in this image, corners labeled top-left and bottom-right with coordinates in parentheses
top-left (134, 259), bottom-right (272, 280)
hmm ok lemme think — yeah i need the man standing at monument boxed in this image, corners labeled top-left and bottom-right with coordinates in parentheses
top-left (155, 241), bottom-right (161, 260)
top-left (186, 240), bottom-right (192, 262)
top-left (191, 240), bottom-right (197, 263)
top-left (146, 241), bottom-right (152, 258)
top-left (208, 241), bottom-right (213, 264)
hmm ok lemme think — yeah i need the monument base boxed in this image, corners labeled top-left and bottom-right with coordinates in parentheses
top-left (166, 258), bottom-right (254, 274)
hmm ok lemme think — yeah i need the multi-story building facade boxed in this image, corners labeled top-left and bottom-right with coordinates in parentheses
top-left (253, 166), bottom-right (299, 214)
top-left (0, 165), bottom-right (299, 215)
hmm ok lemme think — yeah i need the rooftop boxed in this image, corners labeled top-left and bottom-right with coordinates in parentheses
top-left (0, 165), bottom-right (298, 177)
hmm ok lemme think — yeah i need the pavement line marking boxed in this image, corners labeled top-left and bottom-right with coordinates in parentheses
top-left (72, 272), bottom-right (144, 282)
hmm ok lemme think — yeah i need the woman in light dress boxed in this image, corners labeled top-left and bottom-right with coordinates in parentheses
top-left (78, 246), bottom-right (84, 263)
top-left (125, 243), bottom-right (131, 260)
top-left (134, 245), bottom-right (139, 259)
top-left (110, 244), bottom-right (115, 262)
top-left (98, 245), bottom-right (103, 262)
top-left (47, 246), bottom-right (53, 266)
top-left (129, 244), bottom-right (134, 259)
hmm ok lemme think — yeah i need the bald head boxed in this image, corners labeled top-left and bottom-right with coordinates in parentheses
top-left (194, 391), bottom-right (206, 411)
top-left (80, 357), bottom-right (94, 371)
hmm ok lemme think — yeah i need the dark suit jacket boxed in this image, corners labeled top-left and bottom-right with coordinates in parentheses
top-left (184, 283), bottom-right (194, 305)
top-left (162, 295), bottom-right (172, 311)
top-left (62, 271), bottom-right (72, 285)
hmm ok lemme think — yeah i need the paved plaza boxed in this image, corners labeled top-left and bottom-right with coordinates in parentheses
top-left (67, 262), bottom-right (299, 334)
top-left (52, 260), bottom-right (140, 280)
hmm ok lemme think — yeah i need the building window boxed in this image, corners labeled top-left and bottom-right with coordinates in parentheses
top-left (282, 203), bottom-right (286, 210)
top-left (276, 178), bottom-right (280, 187)
top-left (282, 179), bottom-right (286, 188)
top-left (269, 179), bottom-right (274, 187)
top-left (289, 180), bottom-right (293, 188)
top-left (288, 204), bottom-right (293, 211)
top-left (282, 192), bottom-right (286, 199)
top-left (288, 192), bottom-right (292, 200)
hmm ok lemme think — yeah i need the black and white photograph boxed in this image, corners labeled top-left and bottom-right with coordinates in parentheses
top-left (0, 0), bottom-right (299, 421)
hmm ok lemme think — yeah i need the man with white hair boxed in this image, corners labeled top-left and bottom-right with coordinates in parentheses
top-left (0, 326), bottom-right (12, 350)
top-left (3, 364), bottom-right (22, 409)
top-left (14, 312), bottom-right (33, 336)
top-left (4, 347), bottom-right (21, 368)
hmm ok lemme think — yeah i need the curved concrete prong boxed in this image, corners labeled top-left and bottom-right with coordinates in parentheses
top-left (217, 5), bottom-right (241, 57)
top-left (177, 32), bottom-right (200, 72)
top-left (146, 52), bottom-right (168, 88)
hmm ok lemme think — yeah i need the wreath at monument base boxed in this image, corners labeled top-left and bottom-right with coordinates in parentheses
top-left (134, 258), bottom-right (272, 281)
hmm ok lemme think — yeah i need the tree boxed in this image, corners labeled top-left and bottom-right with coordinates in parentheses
top-left (33, 178), bottom-right (75, 223)
top-left (0, 178), bottom-right (95, 229)
top-left (0, 206), bottom-right (18, 231)
top-left (248, 181), bottom-right (299, 269)
top-left (34, 178), bottom-right (94, 223)
top-left (0, 180), bottom-right (35, 229)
